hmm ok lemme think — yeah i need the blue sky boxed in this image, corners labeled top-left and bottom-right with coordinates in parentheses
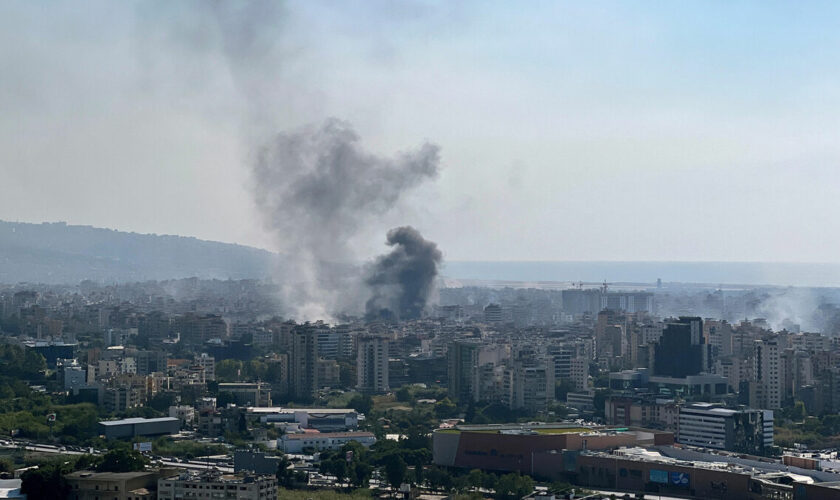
top-left (3, 1), bottom-right (840, 262)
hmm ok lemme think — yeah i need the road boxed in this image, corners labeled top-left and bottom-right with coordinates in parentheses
top-left (0, 439), bottom-right (234, 473)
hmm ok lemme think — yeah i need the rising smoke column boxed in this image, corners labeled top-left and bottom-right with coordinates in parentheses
top-left (135, 3), bottom-right (443, 319)
top-left (252, 120), bottom-right (440, 319)
top-left (365, 226), bottom-right (443, 321)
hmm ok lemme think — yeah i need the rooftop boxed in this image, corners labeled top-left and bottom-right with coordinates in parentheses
top-left (247, 407), bottom-right (355, 414)
top-left (282, 431), bottom-right (374, 440)
top-left (162, 471), bottom-right (273, 483)
top-left (99, 417), bottom-right (179, 426)
top-left (66, 470), bottom-right (156, 480)
top-left (435, 422), bottom-right (641, 436)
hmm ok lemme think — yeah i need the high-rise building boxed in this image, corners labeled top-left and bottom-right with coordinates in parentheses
top-left (653, 317), bottom-right (710, 378)
top-left (484, 303), bottom-right (503, 323)
top-left (562, 289), bottom-right (654, 315)
top-left (705, 320), bottom-right (733, 357)
top-left (510, 363), bottom-right (554, 412)
top-left (569, 356), bottom-right (590, 392)
top-left (447, 341), bottom-right (482, 402)
top-left (289, 325), bottom-right (319, 401)
top-left (356, 336), bottom-right (389, 393)
top-left (753, 338), bottom-right (784, 409)
top-left (561, 289), bottom-right (601, 315)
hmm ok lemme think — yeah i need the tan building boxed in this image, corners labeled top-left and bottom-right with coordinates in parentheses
top-left (569, 356), bottom-right (590, 392)
top-left (158, 471), bottom-right (276, 500)
top-left (66, 471), bottom-right (159, 500)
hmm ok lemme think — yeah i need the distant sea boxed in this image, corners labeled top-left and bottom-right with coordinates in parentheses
top-left (440, 261), bottom-right (840, 288)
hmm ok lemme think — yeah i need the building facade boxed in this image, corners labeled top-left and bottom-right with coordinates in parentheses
top-left (677, 403), bottom-right (773, 454)
top-left (158, 471), bottom-right (276, 500)
top-left (356, 336), bottom-right (390, 393)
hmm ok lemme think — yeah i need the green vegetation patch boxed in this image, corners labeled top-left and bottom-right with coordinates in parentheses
top-left (277, 488), bottom-right (373, 500)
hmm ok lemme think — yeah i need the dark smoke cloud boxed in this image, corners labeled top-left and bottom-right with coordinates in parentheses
top-left (365, 226), bottom-right (443, 321)
top-left (253, 120), bottom-right (440, 318)
top-left (136, 2), bottom-right (444, 319)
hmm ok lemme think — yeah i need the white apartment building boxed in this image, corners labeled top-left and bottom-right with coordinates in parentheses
top-left (196, 353), bottom-right (215, 381)
top-left (278, 431), bottom-right (376, 453)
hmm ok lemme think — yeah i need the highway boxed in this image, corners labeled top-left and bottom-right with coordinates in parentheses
top-left (0, 439), bottom-right (234, 473)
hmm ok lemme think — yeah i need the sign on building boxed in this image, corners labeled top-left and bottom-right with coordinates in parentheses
top-left (133, 442), bottom-right (152, 452)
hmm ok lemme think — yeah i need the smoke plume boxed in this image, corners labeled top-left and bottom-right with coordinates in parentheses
top-left (252, 120), bottom-right (440, 319)
top-left (365, 226), bottom-right (443, 320)
top-left (136, 2), bottom-right (444, 319)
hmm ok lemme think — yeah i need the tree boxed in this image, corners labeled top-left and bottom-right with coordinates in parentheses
top-left (555, 379), bottom-right (575, 400)
top-left (276, 455), bottom-right (307, 488)
top-left (148, 391), bottom-right (178, 412)
top-left (74, 454), bottom-right (103, 471)
top-left (21, 460), bottom-right (71, 499)
top-left (425, 466), bottom-right (453, 491)
top-left (495, 473), bottom-right (534, 500)
top-left (348, 394), bottom-right (373, 415)
top-left (217, 391), bottom-right (237, 408)
top-left (0, 344), bottom-right (46, 380)
top-left (467, 469), bottom-right (484, 489)
top-left (434, 398), bottom-right (458, 419)
top-left (789, 401), bottom-right (807, 422)
top-left (319, 457), bottom-right (348, 486)
top-left (97, 447), bottom-right (148, 472)
top-left (402, 426), bottom-right (431, 450)
top-left (402, 448), bottom-right (431, 484)
top-left (349, 460), bottom-right (372, 488)
top-left (382, 454), bottom-right (407, 490)
top-left (338, 361), bottom-right (355, 389)
top-left (396, 386), bottom-right (413, 403)
top-left (215, 360), bottom-right (243, 382)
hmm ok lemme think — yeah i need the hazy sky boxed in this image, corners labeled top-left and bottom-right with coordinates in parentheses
top-left (3, 1), bottom-right (840, 262)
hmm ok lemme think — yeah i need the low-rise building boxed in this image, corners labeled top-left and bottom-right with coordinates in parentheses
top-left (197, 408), bottom-right (223, 437)
top-left (677, 402), bottom-right (773, 454)
top-left (157, 470), bottom-right (276, 500)
top-left (278, 431), bottom-right (376, 453)
top-left (66, 470), bottom-right (159, 500)
top-left (233, 450), bottom-right (283, 475)
top-left (0, 479), bottom-right (25, 499)
top-left (433, 423), bottom-right (673, 474)
top-left (168, 405), bottom-right (195, 426)
top-left (246, 407), bottom-right (359, 432)
top-left (569, 447), bottom-right (828, 500)
top-left (566, 390), bottom-right (595, 412)
top-left (605, 396), bottom-right (679, 430)
top-left (218, 382), bottom-right (272, 407)
top-left (98, 417), bottom-right (180, 440)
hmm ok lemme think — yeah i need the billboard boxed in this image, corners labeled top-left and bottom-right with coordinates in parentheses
top-left (670, 471), bottom-right (690, 487)
top-left (133, 441), bottom-right (152, 452)
top-left (650, 469), bottom-right (668, 484)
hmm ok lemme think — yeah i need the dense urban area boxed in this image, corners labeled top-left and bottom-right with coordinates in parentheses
top-left (2, 279), bottom-right (840, 499)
